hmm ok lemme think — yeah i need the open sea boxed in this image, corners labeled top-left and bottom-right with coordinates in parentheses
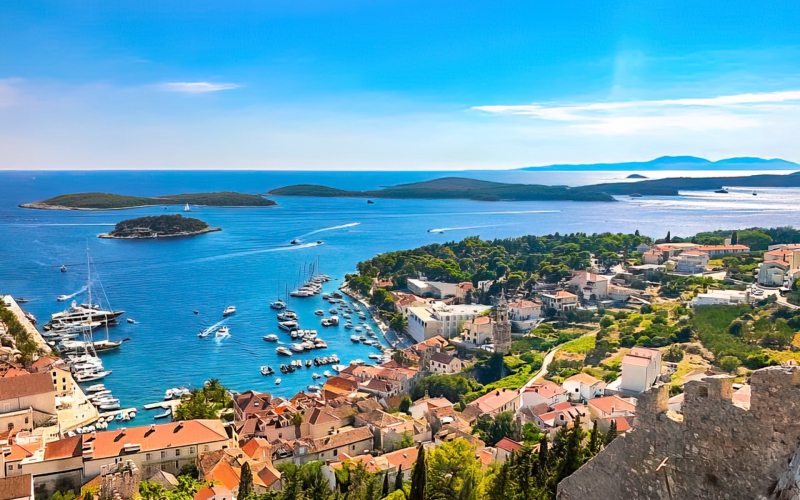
top-left (1, 169), bottom-right (799, 424)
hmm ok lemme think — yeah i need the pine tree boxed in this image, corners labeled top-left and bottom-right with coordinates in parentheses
top-left (604, 419), bottom-right (618, 445)
top-left (557, 416), bottom-right (585, 481)
top-left (238, 462), bottom-right (254, 500)
top-left (409, 444), bottom-right (426, 500)
top-left (588, 420), bottom-right (601, 455)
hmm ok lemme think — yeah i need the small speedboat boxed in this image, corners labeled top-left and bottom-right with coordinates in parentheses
top-left (323, 370), bottom-right (332, 377)
top-left (263, 334), bottom-right (279, 342)
top-left (216, 326), bottom-right (230, 338)
top-left (61, 265), bottom-right (67, 273)
top-left (15, 297), bottom-right (28, 304)
top-left (126, 318), bottom-right (137, 324)
top-left (307, 385), bottom-right (321, 392)
top-left (57, 295), bottom-right (70, 302)
top-left (291, 239), bottom-right (299, 245)
top-left (276, 346), bottom-right (293, 356)
top-left (154, 410), bottom-right (171, 419)
top-left (314, 309), bottom-right (324, 316)
top-left (350, 335), bottom-right (360, 342)
top-left (290, 343), bottom-right (306, 352)
top-left (275, 378), bottom-right (282, 385)
top-left (260, 366), bottom-right (274, 376)
top-left (223, 306), bottom-right (236, 317)
top-left (312, 372), bottom-right (322, 379)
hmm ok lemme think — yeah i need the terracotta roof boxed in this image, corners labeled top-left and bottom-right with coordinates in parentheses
top-left (495, 437), bottom-right (523, 453)
top-left (4, 443), bottom-right (36, 462)
top-left (0, 475), bottom-right (32, 500)
top-left (195, 485), bottom-right (232, 500)
top-left (256, 463), bottom-right (281, 487)
top-left (207, 460), bottom-right (240, 491)
top-left (563, 373), bottom-right (602, 386)
top-left (241, 437), bottom-right (271, 461)
top-left (324, 377), bottom-right (359, 392)
top-left (383, 445), bottom-right (419, 471)
top-left (89, 419), bottom-right (227, 459)
top-left (309, 426), bottom-right (373, 452)
top-left (357, 409), bottom-right (405, 428)
top-left (588, 395), bottom-right (636, 415)
top-left (468, 388), bottom-right (518, 414)
top-left (307, 407), bottom-right (341, 426)
top-left (44, 435), bottom-right (82, 460)
top-left (412, 396), bottom-right (453, 410)
top-left (510, 300), bottom-right (540, 309)
top-left (696, 244), bottom-right (750, 251)
top-left (0, 372), bottom-right (54, 400)
top-left (469, 316), bottom-right (492, 326)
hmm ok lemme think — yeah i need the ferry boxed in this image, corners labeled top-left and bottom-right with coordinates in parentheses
top-left (222, 306), bottom-right (236, 317)
top-left (276, 346), bottom-right (293, 356)
top-left (263, 334), bottom-right (279, 342)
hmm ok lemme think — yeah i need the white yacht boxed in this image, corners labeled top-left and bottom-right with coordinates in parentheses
top-left (263, 334), bottom-right (279, 342)
top-left (277, 311), bottom-right (297, 321)
top-left (216, 326), bottom-right (230, 338)
top-left (278, 321), bottom-right (298, 331)
top-left (276, 346), bottom-right (293, 356)
top-left (270, 299), bottom-right (287, 310)
top-left (290, 343), bottom-right (305, 352)
top-left (223, 306), bottom-right (236, 317)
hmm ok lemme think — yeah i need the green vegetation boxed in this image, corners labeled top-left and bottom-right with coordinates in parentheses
top-left (574, 171), bottom-right (800, 196)
top-left (409, 374), bottom-right (481, 403)
top-left (0, 301), bottom-right (41, 366)
top-left (105, 214), bottom-right (216, 238)
top-left (23, 191), bottom-right (276, 210)
top-left (174, 379), bottom-right (232, 421)
top-left (271, 177), bottom-right (615, 202)
top-left (473, 410), bottom-right (518, 446)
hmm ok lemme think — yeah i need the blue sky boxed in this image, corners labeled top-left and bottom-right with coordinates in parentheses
top-left (2, 1), bottom-right (800, 170)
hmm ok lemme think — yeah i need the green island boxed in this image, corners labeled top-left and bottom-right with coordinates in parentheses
top-left (270, 170), bottom-right (800, 201)
top-left (98, 214), bottom-right (221, 239)
top-left (270, 177), bottom-right (615, 202)
top-left (20, 191), bottom-right (276, 210)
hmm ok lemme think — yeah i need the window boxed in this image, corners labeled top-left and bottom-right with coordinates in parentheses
top-left (333, 449), bottom-right (338, 457)
top-left (146, 453), bottom-right (151, 461)
top-left (189, 447), bottom-right (195, 454)
top-left (161, 451), bottom-right (167, 459)
top-left (204, 445), bottom-right (209, 452)
top-left (175, 449), bottom-right (181, 457)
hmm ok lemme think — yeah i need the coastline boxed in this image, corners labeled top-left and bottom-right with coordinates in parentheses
top-left (20, 202), bottom-right (276, 211)
top-left (98, 227), bottom-right (222, 239)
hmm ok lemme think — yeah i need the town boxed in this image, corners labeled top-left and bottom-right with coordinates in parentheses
top-left (2, 227), bottom-right (800, 500)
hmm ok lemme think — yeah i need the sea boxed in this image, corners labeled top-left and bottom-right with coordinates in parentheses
top-left (0, 169), bottom-right (799, 425)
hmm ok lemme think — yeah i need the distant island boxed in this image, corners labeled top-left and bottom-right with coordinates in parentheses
top-left (20, 191), bottom-right (276, 210)
top-left (521, 155), bottom-right (800, 171)
top-left (269, 177), bottom-right (615, 202)
top-left (626, 174), bottom-right (647, 179)
top-left (271, 170), bottom-right (800, 202)
top-left (98, 215), bottom-right (221, 239)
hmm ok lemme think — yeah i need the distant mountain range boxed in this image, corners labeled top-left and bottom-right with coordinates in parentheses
top-left (521, 156), bottom-right (800, 171)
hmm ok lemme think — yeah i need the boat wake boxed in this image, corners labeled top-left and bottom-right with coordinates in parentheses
top-left (294, 222), bottom-right (360, 243)
top-left (198, 319), bottom-right (226, 338)
top-left (59, 285), bottom-right (88, 301)
top-left (427, 223), bottom-right (512, 234)
top-left (187, 242), bottom-right (323, 264)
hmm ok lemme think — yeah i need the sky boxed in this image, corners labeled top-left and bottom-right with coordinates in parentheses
top-left (2, 1), bottom-right (800, 170)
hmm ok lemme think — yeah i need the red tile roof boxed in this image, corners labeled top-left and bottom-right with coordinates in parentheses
top-left (495, 437), bottom-right (523, 453)
top-left (0, 475), bottom-right (32, 500)
top-left (0, 372), bottom-right (54, 399)
top-left (588, 396), bottom-right (636, 416)
top-left (89, 419), bottom-right (227, 459)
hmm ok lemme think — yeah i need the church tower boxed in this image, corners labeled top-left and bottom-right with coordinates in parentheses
top-left (493, 294), bottom-right (511, 355)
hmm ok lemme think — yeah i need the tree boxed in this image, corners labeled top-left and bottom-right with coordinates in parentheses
top-left (719, 355), bottom-right (741, 373)
top-left (557, 416), bottom-right (585, 481)
top-left (399, 396), bottom-right (412, 414)
top-left (588, 420), bottom-right (601, 455)
top-left (139, 482), bottom-right (166, 500)
top-left (238, 463), bottom-right (253, 500)
top-left (635, 229), bottom-right (640, 236)
top-left (383, 473), bottom-right (390, 498)
top-left (731, 231), bottom-right (738, 245)
top-left (397, 432), bottom-right (415, 450)
top-left (390, 314), bottom-right (408, 334)
top-left (409, 444), bottom-right (426, 500)
top-left (604, 419), bottom-right (618, 446)
top-left (394, 465), bottom-right (404, 494)
top-left (426, 439), bottom-right (484, 500)
top-left (665, 231), bottom-right (671, 243)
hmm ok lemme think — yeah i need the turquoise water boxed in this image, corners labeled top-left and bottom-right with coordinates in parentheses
top-left (0, 170), bottom-right (799, 424)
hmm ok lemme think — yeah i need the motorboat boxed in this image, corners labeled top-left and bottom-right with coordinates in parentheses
top-left (290, 289), bottom-right (312, 297)
top-left (87, 383), bottom-right (106, 392)
top-left (277, 311), bottom-right (297, 321)
top-left (261, 366), bottom-right (275, 376)
top-left (312, 372), bottom-right (322, 379)
top-left (350, 335), bottom-right (360, 342)
top-left (263, 334), bottom-right (279, 342)
top-left (332, 364), bottom-right (346, 372)
top-left (61, 265), bottom-right (67, 273)
top-left (216, 326), bottom-right (230, 338)
top-left (350, 359), bottom-right (365, 366)
top-left (314, 309), bottom-right (324, 316)
top-left (355, 326), bottom-right (363, 332)
top-left (323, 370), bottom-right (332, 377)
top-left (306, 359), bottom-right (312, 367)
top-left (290, 343), bottom-right (305, 352)
top-left (223, 306), bottom-right (236, 317)
top-left (345, 324), bottom-right (354, 330)
top-left (368, 353), bottom-right (382, 360)
top-left (359, 336), bottom-right (367, 342)
top-left (49, 302), bottom-right (124, 327)
top-left (276, 346), bottom-right (293, 356)
top-left (75, 370), bottom-right (111, 383)
top-left (270, 299), bottom-right (287, 310)
top-left (307, 385), bottom-right (321, 392)
top-left (278, 321), bottom-right (298, 331)
top-left (57, 295), bottom-right (70, 302)
top-left (126, 318), bottom-right (137, 324)
top-left (313, 339), bottom-right (327, 349)
top-left (154, 410), bottom-right (171, 419)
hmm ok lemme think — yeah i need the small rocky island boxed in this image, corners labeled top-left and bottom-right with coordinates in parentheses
top-left (99, 215), bottom-right (221, 239)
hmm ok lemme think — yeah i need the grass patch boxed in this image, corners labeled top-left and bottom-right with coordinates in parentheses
top-left (560, 335), bottom-right (596, 354)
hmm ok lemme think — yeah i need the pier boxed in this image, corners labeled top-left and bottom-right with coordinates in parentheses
top-left (143, 399), bottom-right (182, 411)
top-left (98, 407), bottom-right (137, 419)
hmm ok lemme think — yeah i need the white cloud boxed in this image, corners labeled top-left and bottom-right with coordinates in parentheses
top-left (0, 78), bottom-right (23, 107)
top-left (157, 82), bottom-right (241, 93)
top-left (471, 90), bottom-right (800, 134)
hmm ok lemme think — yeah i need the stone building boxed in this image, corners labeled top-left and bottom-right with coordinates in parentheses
top-left (492, 296), bottom-right (511, 355)
top-left (557, 366), bottom-right (800, 500)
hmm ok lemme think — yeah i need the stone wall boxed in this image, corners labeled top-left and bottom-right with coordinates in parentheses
top-left (557, 367), bottom-right (800, 500)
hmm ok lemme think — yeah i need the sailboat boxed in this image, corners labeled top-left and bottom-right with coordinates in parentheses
top-left (70, 246), bottom-right (113, 383)
top-left (184, 203), bottom-right (191, 212)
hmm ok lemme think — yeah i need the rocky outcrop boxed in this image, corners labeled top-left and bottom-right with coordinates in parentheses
top-left (557, 366), bottom-right (800, 500)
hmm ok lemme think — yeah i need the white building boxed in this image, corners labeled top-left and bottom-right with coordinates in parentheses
top-left (406, 303), bottom-right (491, 342)
top-left (407, 279), bottom-right (473, 301)
top-left (569, 271), bottom-right (610, 300)
top-left (758, 245), bottom-right (800, 287)
top-left (619, 347), bottom-right (662, 394)
top-left (674, 251), bottom-right (709, 274)
top-left (508, 300), bottom-right (542, 332)
top-left (462, 316), bottom-right (494, 345)
top-left (540, 290), bottom-right (578, 312)
top-left (562, 373), bottom-right (606, 402)
top-left (690, 289), bottom-right (749, 307)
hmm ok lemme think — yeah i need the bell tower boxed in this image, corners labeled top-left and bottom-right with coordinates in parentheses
top-left (493, 294), bottom-right (511, 354)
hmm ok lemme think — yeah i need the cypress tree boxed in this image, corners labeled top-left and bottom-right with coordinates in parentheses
top-left (409, 444), bottom-right (426, 500)
top-left (394, 465), bottom-right (403, 493)
top-left (382, 473), bottom-right (390, 498)
top-left (635, 229), bottom-right (640, 236)
top-left (237, 462), bottom-right (253, 500)
top-left (731, 231), bottom-right (738, 245)
top-left (665, 231), bottom-right (671, 243)
top-left (604, 419), bottom-right (618, 445)
top-left (588, 420), bottom-right (601, 455)
top-left (537, 435), bottom-right (548, 472)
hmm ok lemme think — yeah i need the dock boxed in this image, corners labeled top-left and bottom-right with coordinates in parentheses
top-left (98, 407), bottom-right (137, 419)
top-left (143, 399), bottom-right (182, 411)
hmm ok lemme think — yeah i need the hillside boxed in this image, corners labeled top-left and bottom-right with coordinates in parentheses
top-left (99, 214), bottom-right (220, 239)
top-left (521, 156), bottom-right (800, 171)
top-left (20, 191), bottom-right (276, 210)
top-left (577, 171), bottom-right (800, 196)
top-left (270, 177), bottom-right (615, 202)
